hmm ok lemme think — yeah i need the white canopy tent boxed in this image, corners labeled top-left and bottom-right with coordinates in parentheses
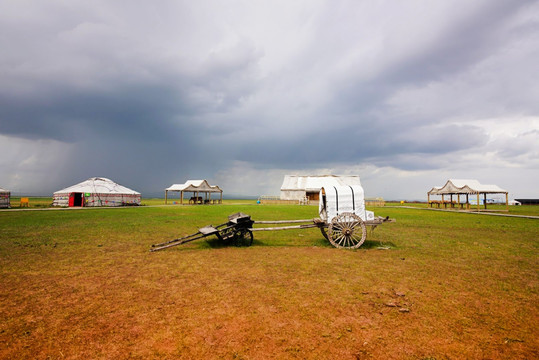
top-left (53, 177), bottom-right (141, 207)
top-left (165, 180), bottom-right (223, 204)
top-left (428, 179), bottom-right (508, 211)
top-left (0, 187), bottom-right (10, 208)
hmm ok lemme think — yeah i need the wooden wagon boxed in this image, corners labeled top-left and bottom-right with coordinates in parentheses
top-left (151, 185), bottom-right (393, 251)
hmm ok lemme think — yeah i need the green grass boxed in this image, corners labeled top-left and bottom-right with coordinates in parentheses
top-left (7, 197), bottom-right (539, 217)
top-left (6, 197), bottom-right (258, 208)
top-left (6, 197), bottom-right (53, 208)
top-left (0, 204), bottom-right (537, 359)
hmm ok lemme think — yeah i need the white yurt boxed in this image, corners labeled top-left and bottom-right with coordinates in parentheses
top-left (0, 187), bottom-right (10, 208)
top-left (52, 177), bottom-right (141, 207)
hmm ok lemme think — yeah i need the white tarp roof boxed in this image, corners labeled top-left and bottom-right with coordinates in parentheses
top-left (428, 179), bottom-right (507, 195)
top-left (281, 175), bottom-right (361, 191)
top-left (0, 187), bottom-right (9, 193)
top-left (54, 177), bottom-right (140, 195)
top-left (166, 180), bottom-right (222, 193)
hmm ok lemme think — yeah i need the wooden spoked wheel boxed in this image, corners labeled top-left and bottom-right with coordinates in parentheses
top-left (234, 229), bottom-right (253, 247)
top-left (328, 212), bottom-right (366, 249)
top-left (319, 227), bottom-right (329, 241)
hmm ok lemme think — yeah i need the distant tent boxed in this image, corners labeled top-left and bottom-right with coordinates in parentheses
top-left (165, 180), bottom-right (223, 204)
top-left (0, 187), bottom-right (10, 209)
top-left (280, 175), bottom-right (362, 201)
top-left (428, 179), bottom-right (508, 210)
top-left (52, 177), bottom-right (141, 207)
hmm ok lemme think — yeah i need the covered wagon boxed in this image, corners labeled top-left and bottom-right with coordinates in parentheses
top-left (152, 183), bottom-right (393, 251)
top-left (318, 185), bottom-right (389, 248)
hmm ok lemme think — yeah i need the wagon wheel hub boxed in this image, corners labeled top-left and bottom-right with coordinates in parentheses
top-left (327, 212), bottom-right (367, 249)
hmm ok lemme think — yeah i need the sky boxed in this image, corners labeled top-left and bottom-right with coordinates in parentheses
top-left (1, 0), bottom-right (538, 200)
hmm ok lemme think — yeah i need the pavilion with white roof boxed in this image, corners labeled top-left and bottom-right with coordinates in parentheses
top-left (165, 180), bottom-right (223, 204)
top-left (427, 179), bottom-right (508, 211)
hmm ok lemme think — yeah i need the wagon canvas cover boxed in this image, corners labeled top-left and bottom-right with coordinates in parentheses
top-left (319, 185), bottom-right (374, 222)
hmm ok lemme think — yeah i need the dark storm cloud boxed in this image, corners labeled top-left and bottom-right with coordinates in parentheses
top-left (224, 0), bottom-right (538, 179)
top-left (330, 0), bottom-right (535, 122)
top-left (381, 1), bottom-right (532, 84)
top-left (0, 83), bottom-right (182, 141)
top-left (233, 121), bottom-right (487, 171)
top-left (0, 41), bottom-right (260, 142)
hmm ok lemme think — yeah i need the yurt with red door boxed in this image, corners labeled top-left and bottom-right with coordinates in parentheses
top-left (52, 177), bottom-right (141, 207)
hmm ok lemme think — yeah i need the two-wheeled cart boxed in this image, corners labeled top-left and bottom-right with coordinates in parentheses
top-left (151, 212), bottom-right (254, 251)
top-left (150, 185), bottom-right (394, 251)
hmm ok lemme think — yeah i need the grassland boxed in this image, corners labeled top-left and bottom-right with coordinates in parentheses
top-left (6, 197), bottom-right (256, 208)
top-left (0, 203), bottom-right (537, 359)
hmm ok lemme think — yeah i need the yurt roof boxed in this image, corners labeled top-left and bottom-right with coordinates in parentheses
top-left (54, 177), bottom-right (140, 195)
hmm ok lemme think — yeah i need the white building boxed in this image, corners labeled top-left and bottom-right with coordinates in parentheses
top-left (280, 175), bottom-right (362, 201)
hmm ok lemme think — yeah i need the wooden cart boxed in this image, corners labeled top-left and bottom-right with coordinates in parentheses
top-left (151, 212), bottom-right (254, 251)
top-left (151, 185), bottom-right (394, 251)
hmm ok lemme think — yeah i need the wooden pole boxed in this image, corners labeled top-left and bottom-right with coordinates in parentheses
top-left (181, 191), bottom-right (183, 204)
top-left (251, 224), bottom-right (319, 231)
top-left (255, 219), bottom-right (316, 224)
top-left (165, 190), bottom-right (168, 204)
top-left (428, 193), bottom-right (430, 207)
top-left (484, 193), bottom-right (487, 210)
top-left (506, 193), bottom-right (508, 211)
top-left (477, 193), bottom-right (480, 212)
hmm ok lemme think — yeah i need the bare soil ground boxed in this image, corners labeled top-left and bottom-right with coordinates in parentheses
top-left (0, 204), bottom-right (537, 359)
